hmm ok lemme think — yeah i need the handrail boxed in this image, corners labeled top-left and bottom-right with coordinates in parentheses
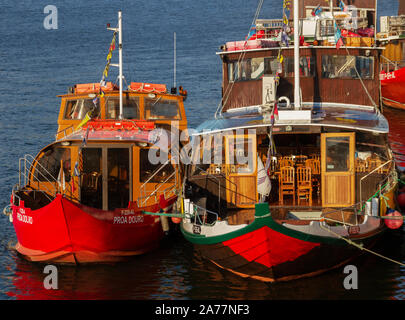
top-left (55, 125), bottom-right (76, 140)
top-left (360, 159), bottom-right (393, 205)
top-left (138, 170), bottom-right (176, 207)
top-left (16, 154), bottom-right (60, 202)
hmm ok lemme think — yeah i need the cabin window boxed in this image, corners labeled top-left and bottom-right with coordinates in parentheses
top-left (284, 56), bottom-right (316, 77)
top-left (139, 149), bottom-right (174, 183)
top-left (325, 136), bottom-right (350, 172)
top-left (34, 147), bottom-right (71, 182)
top-left (190, 135), bottom-right (226, 175)
top-left (144, 98), bottom-right (181, 120)
top-left (106, 96), bottom-right (140, 119)
top-left (64, 98), bottom-right (100, 120)
top-left (322, 55), bottom-right (374, 79)
top-left (227, 136), bottom-right (254, 174)
top-left (228, 57), bottom-right (279, 82)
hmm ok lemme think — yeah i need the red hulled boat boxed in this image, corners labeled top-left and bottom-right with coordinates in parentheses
top-left (3, 11), bottom-right (188, 264)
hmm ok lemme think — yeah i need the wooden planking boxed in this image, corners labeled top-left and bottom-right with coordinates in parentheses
top-left (229, 176), bottom-right (257, 207)
top-left (323, 175), bottom-right (352, 206)
top-left (221, 47), bottom-right (380, 112)
top-left (400, 0), bottom-right (405, 15)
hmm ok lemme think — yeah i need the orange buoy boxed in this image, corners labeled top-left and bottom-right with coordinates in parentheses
top-left (171, 217), bottom-right (182, 224)
top-left (385, 210), bottom-right (404, 229)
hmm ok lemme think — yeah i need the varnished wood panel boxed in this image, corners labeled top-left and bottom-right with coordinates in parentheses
top-left (222, 47), bottom-right (380, 111)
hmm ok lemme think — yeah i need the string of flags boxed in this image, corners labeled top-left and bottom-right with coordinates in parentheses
top-left (281, 0), bottom-right (290, 47)
top-left (99, 31), bottom-right (117, 97)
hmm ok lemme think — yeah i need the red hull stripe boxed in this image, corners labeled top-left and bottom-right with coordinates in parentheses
top-left (222, 226), bottom-right (320, 268)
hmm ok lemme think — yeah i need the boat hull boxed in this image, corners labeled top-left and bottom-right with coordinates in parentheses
top-left (181, 204), bottom-right (384, 282)
top-left (381, 67), bottom-right (405, 110)
top-left (11, 194), bottom-right (177, 264)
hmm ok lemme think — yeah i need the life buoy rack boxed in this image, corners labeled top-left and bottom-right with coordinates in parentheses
top-left (74, 82), bottom-right (117, 94)
top-left (129, 82), bottom-right (167, 94)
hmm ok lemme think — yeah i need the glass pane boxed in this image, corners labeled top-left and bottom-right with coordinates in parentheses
top-left (322, 55), bottom-right (373, 79)
top-left (144, 98), bottom-right (180, 120)
top-left (64, 99), bottom-right (100, 120)
top-left (106, 97), bottom-right (139, 119)
top-left (284, 57), bottom-right (315, 77)
top-left (80, 148), bottom-right (102, 209)
top-left (264, 57), bottom-right (280, 76)
top-left (139, 149), bottom-right (174, 183)
top-left (228, 136), bottom-right (254, 173)
top-left (107, 148), bottom-right (129, 210)
top-left (326, 137), bottom-right (350, 172)
top-left (34, 147), bottom-right (71, 182)
top-left (251, 58), bottom-right (264, 80)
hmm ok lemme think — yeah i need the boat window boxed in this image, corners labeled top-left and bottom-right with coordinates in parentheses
top-left (139, 149), bottom-right (174, 183)
top-left (34, 147), bottom-right (71, 183)
top-left (227, 135), bottom-right (254, 174)
top-left (356, 132), bottom-right (389, 161)
top-left (284, 56), bottom-right (316, 77)
top-left (228, 57), bottom-right (279, 82)
top-left (106, 96), bottom-right (140, 119)
top-left (191, 135), bottom-right (226, 175)
top-left (144, 97), bottom-right (181, 120)
top-left (325, 136), bottom-right (350, 172)
top-left (64, 98), bottom-right (100, 120)
top-left (80, 148), bottom-right (102, 209)
top-left (322, 55), bottom-right (374, 79)
top-left (107, 148), bottom-right (130, 210)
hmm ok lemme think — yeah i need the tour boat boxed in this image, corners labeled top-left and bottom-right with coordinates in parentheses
top-left (180, 0), bottom-right (401, 282)
top-left (377, 7), bottom-right (405, 110)
top-left (3, 12), bottom-right (188, 263)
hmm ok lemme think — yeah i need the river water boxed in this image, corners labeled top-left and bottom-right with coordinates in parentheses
top-left (0, 0), bottom-right (404, 300)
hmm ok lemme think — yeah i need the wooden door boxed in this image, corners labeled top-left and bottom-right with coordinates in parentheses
top-left (321, 132), bottom-right (355, 207)
top-left (225, 133), bottom-right (257, 208)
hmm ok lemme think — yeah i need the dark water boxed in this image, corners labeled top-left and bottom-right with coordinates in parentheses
top-left (0, 0), bottom-right (405, 300)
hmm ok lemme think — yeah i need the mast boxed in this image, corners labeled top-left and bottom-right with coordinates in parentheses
top-left (118, 10), bottom-right (123, 119)
top-left (293, 0), bottom-right (300, 109)
top-left (107, 11), bottom-right (124, 119)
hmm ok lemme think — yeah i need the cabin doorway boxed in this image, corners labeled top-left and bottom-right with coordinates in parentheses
top-left (80, 146), bottom-right (131, 211)
top-left (321, 132), bottom-right (355, 207)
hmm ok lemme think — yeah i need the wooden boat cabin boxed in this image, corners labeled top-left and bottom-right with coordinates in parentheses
top-left (219, 0), bottom-right (381, 110)
top-left (183, 0), bottom-right (397, 225)
top-left (17, 82), bottom-right (188, 212)
top-left (185, 105), bottom-right (396, 224)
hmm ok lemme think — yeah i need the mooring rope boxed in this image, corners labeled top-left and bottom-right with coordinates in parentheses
top-left (319, 221), bottom-right (405, 267)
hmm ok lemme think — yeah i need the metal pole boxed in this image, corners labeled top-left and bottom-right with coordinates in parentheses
top-left (174, 32), bottom-right (177, 89)
top-left (118, 10), bottom-right (123, 119)
top-left (294, 0), bottom-right (301, 109)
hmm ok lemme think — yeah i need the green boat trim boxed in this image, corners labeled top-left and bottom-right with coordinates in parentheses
top-left (180, 203), bottom-right (356, 246)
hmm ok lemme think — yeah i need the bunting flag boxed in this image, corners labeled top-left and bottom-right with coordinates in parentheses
top-left (100, 31), bottom-right (117, 85)
top-left (339, 0), bottom-right (347, 11)
top-left (281, 0), bottom-right (290, 47)
top-left (74, 161), bottom-right (80, 177)
top-left (77, 111), bottom-right (91, 129)
top-left (334, 22), bottom-right (344, 49)
top-left (57, 161), bottom-right (66, 192)
top-left (312, 4), bottom-right (323, 16)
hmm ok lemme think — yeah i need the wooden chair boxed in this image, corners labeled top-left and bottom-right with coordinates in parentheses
top-left (296, 166), bottom-right (312, 205)
top-left (295, 155), bottom-right (308, 166)
top-left (279, 166), bottom-right (295, 205)
top-left (355, 158), bottom-right (367, 172)
top-left (280, 158), bottom-right (294, 168)
top-left (367, 158), bottom-right (382, 173)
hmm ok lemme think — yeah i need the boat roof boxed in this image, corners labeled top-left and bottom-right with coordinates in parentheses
top-left (192, 103), bottom-right (389, 135)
